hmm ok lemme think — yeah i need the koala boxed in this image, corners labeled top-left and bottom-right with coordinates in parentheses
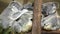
top-left (41, 2), bottom-right (60, 30)
top-left (0, 1), bottom-right (33, 33)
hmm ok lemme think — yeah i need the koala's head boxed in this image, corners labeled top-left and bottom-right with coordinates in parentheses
top-left (42, 2), bottom-right (57, 16)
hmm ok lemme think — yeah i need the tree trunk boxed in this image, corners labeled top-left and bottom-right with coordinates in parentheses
top-left (32, 0), bottom-right (42, 34)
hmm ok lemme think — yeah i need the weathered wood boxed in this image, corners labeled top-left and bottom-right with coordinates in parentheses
top-left (42, 30), bottom-right (60, 34)
top-left (32, 0), bottom-right (42, 34)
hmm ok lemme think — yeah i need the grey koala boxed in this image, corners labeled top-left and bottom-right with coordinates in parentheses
top-left (41, 2), bottom-right (60, 30)
top-left (0, 1), bottom-right (33, 33)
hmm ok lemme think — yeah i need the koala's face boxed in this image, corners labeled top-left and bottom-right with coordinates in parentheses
top-left (42, 2), bottom-right (56, 16)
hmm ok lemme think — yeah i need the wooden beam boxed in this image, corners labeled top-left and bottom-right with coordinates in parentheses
top-left (42, 30), bottom-right (60, 34)
top-left (32, 0), bottom-right (42, 34)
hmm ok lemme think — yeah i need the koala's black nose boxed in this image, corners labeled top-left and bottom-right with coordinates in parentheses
top-left (42, 11), bottom-right (48, 17)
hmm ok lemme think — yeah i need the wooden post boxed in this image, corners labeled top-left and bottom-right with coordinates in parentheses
top-left (32, 0), bottom-right (42, 34)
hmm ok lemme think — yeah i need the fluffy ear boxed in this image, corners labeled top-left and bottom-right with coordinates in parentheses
top-left (54, 2), bottom-right (59, 9)
top-left (23, 3), bottom-right (33, 10)
top-left (8, 1), bottom-right (23, 10)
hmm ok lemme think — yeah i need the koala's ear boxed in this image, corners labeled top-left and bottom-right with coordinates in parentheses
top-left (9, 1), bottom-right (23, 10)
top-left (54, 2), bottom-right (59, 9)
top-left (23, 3), bottom-right (33, 10)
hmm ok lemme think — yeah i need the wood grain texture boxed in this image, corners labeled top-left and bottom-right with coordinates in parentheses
top-left (32, 0), bottom-right (42, 34)
top-left (42, 30), bottom-right (60, 34)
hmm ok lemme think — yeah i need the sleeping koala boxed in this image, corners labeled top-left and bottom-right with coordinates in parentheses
top-left (41, 2), bottom-right (60, 30)
top-left (0, 1), bottom-right (33, 33)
